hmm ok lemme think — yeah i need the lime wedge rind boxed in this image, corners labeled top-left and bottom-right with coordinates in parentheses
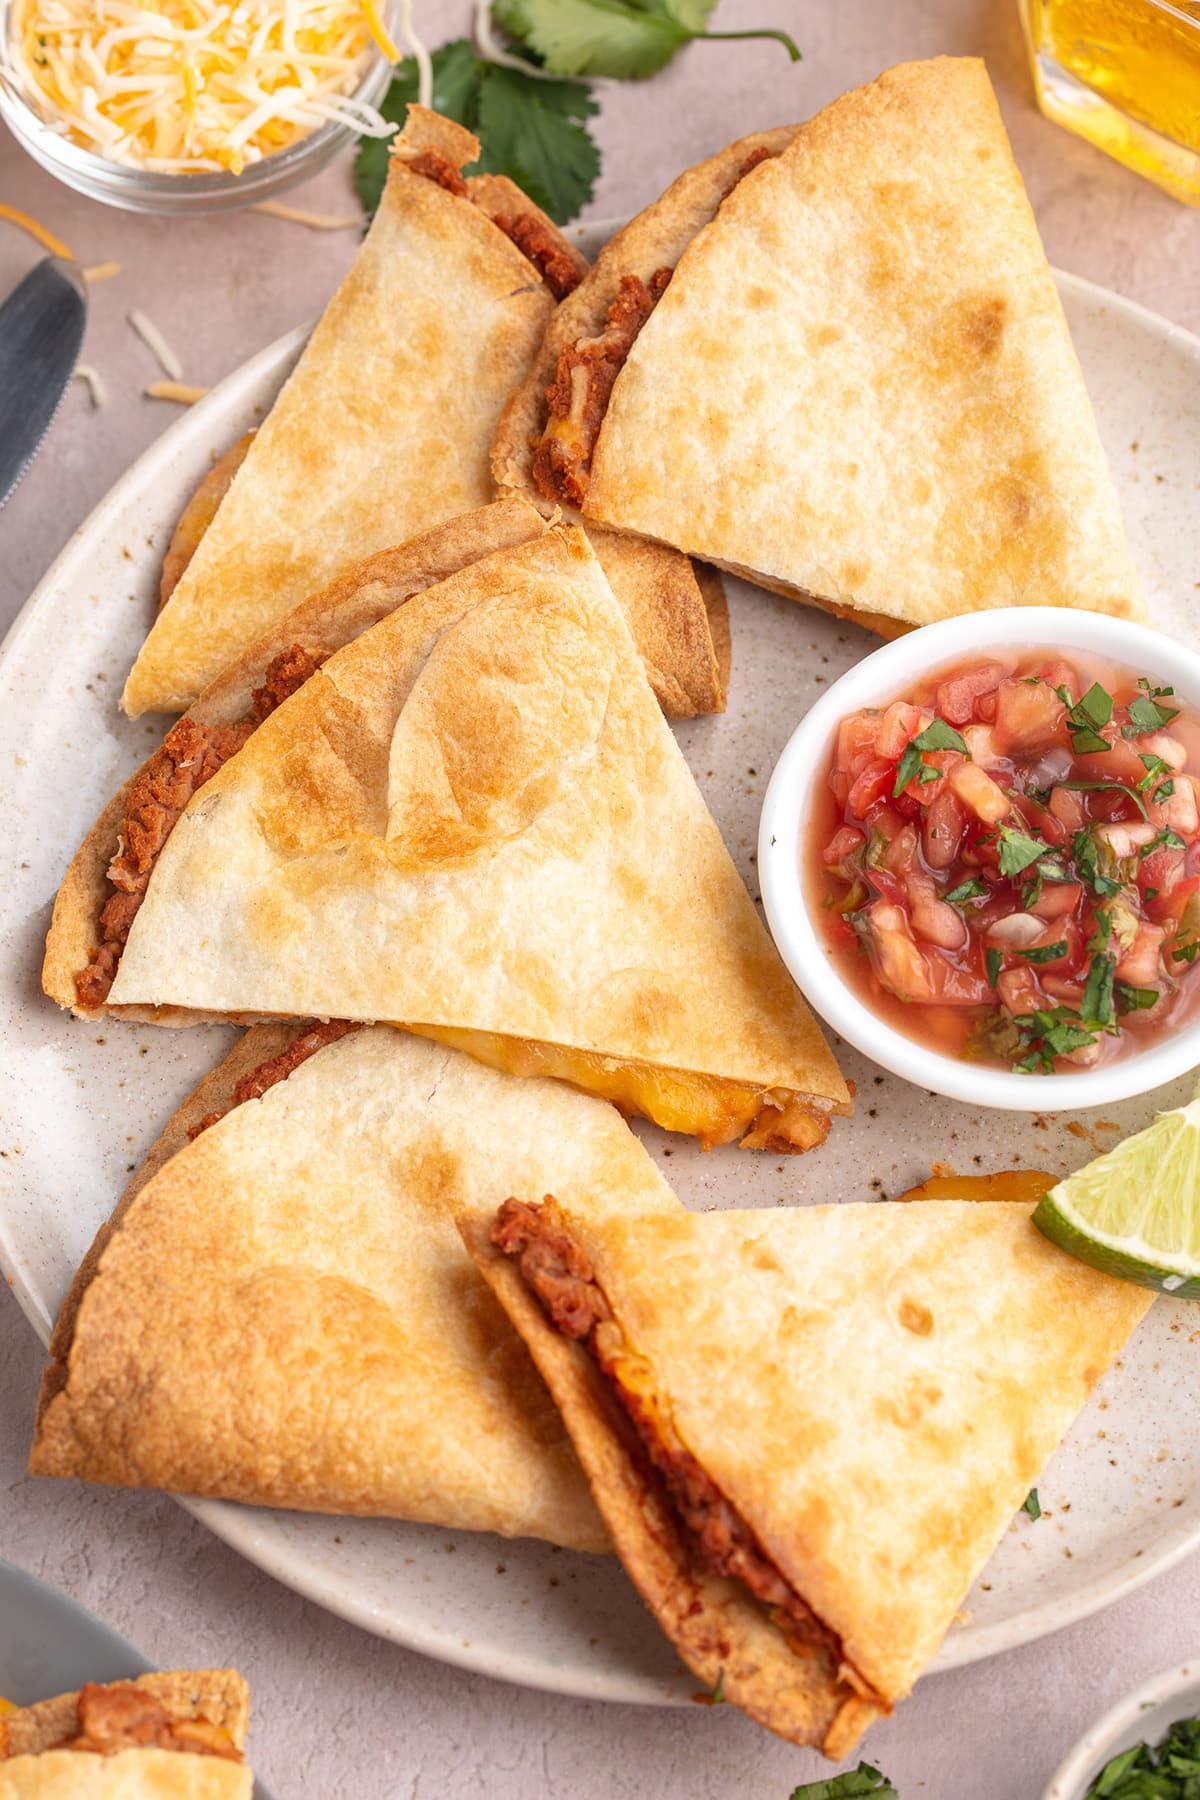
top-left (1034, 1193), bottom-right (1200, 1297)
top-left (1032, 1093), bottom-right (1200, 1298)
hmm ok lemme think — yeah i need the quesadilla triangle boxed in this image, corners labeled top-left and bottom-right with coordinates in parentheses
top-left (463, 1197), bottom-right (1154, 1756)
top-left (122, 107), bottom-right (726, 723)
top-left (507, 57), bottom-right (1145, 636)
top-left (49, 498), bottom-right (561, 1021)
top-left (99, 526), bottom-right (850, 1152)
top-left (0, 1670), bottom-right (251, 1799)
top-left (30, 1024), bottom-right (685, 1550)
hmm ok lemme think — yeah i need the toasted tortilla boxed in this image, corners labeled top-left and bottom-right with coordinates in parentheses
top-left (0, 1671), bottom-right (251, 1799)
top-left (123, 108), bottom-right (724, 720)
top-left (512, 59), bottom-right (1144, 635)
top-left (463, 1198), bottom-right (1153, 1753)
top-left (0, 1753), bottom-right (250, 1798)
top-left (97, 527), bottom-right (848, 1149)
top-left (28, 1025), bottom-right (689, 1548)
top-left (47, 498), bottom-right (553, 1023)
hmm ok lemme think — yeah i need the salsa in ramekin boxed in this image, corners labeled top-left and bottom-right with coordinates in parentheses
top-left (809, 649), bottom-right (1200, 1073)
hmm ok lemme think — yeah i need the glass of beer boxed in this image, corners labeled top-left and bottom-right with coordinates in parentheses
top-left (1018, 0), bottom-right (1200, 203)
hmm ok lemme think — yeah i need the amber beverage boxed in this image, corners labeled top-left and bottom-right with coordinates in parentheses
top-left (1019, 0), bottom-right (1200, 203)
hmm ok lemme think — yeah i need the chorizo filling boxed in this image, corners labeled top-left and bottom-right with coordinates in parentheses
top-left (48, 1682), bottom-right (242, 1761)
top-left (492, 1198), bottom-right (876, 1692)
top-left (76, 643), bottom-right (326, 1009)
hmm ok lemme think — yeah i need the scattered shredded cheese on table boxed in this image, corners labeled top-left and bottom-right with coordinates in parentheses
top-left (4, 0), bottom-right (401, 175)
top-left (129, 307), bottom-right (183, 379)
top-left (251, 199), bottom-right (357, 227)
top-left (74, 363), bottom-right (108, 407)
top-left (0, 202), bottom-right (72, 258)
top-left (146, 379), bottom-right (208, 403)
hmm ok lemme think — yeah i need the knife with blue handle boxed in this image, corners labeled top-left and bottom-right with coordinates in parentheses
top-left (0, 255), bottom-right (87, 510)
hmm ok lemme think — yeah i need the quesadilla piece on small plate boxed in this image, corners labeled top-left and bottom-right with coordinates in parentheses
top-left (0, 1670), bottom-right (251, 1798)
top-left (73, 526), bottom-right (849, 1152)
top-left (463, 1196), bottom-right (1153, 1755)
top-left (29, 1023), bottom-right (686, 1549)
top-left (503, 57), bottom-right (1144, 637)
top-left (123, 106), bottom-right (726, 721)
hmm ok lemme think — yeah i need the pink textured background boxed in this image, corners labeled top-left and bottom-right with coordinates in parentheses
top-left (2, 3), bottom-right (1198, 1795)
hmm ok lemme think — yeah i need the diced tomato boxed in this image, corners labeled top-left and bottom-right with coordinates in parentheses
top-left (997, 966), bottom-right (1042, 1015)
top-left (863, 902), bottom-right (935, 1002)
top-left (1035, 660), bottom-right (1079, 702)
top-left (1116, 923), bottom-right (1167, 987)
top-left (1048, 785), bottom-right (1087, 831)
top-left (1149, 872), bottom-right (1200, 926)
top-left (846, 757), bottom-right (894, 819)
top-left (961, 723), bottom-right (1006, 771)
top-left (1140, 846), bottom-right (1186, 902)
top-left (927, 960), bottom-right (993, 1006)
top-left (994, 678), bottom-right (1066, 753)
top-left (835, 712), bottom-right (883, 782)
top-left (1142, 731), bottom-right (1187, 771)
top-left (822, 826), bottom-right (865, 872)
top-left (921, 784), bottom-right (968, 870)
top-left (1042, 973), bottom-right (1086, 1005)
top-left (1029, 881), bottom-right (1083, 921)
top-left (873, 701), bottom-right (925, 762)
top-left (1073, 731), bottom-right (1146, 786)
top-left (883, 822), bottom-right (920, 876)
top-left (948, 760), bottom-right (1011, 825)
top-left (1151, 777), bottom-right (1199, 838)
top-left (935, 661), bottom-right (1005, 725)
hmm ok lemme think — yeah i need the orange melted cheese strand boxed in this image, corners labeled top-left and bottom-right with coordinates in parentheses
top-left (404, 1024), bottom-right (834, 1152)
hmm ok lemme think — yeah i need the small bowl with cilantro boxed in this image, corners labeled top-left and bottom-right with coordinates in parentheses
top-left (759, 607), bottom-right (1200, 1109)
top-left (1041, 1660), bottom-right (1200, 1799)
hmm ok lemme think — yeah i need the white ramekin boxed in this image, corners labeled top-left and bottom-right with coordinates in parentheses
top-left (1041, 1659), bottom-right (1200, 1799)
top-left (759, 606), bottom-right (1200, 1111)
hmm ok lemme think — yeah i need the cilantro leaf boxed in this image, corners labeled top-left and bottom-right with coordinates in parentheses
top-left (1072, 828), bottom-right (1122, 898)
top-left (494, 0), bottom-right (800, 80)
top-left (1124, 689), bottom-right (1180, 736)
top-left (1011, 1005), bottom-right (1099, 1071)
top-left (892, 718), bottom-right (967, 797)
top-left (1115, 983), bottom-right (1159, 1013)
top-left (1022, 1488), bottom-right (1042, 1520)
top-left (1016, 940), bottom-right (1067, 964)
top-left (1082, 949), bottom-right (1117, 1032)
top-left (1057, 681), bottom-right (1114, 754)
top-left (996, 827), bottom-right (1049, 878)
top-left (787, 1765), bottom-right (899, 1800)
top-left (474, 62), bottom-right (601, 222)
top-left (1049, 780), bottom-right (1149, 823)
top-left (354, 38), bottom-right (599, 224)
top-left (944, 877), bottom-right (988, 905)
top-left (986, 947), bottom-right (1002, 988)
top-left (1142, 826), bottom-right (1186, 858)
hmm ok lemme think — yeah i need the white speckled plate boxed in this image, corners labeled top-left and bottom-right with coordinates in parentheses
top-left (1, 255), bottom-right (1198, 1707)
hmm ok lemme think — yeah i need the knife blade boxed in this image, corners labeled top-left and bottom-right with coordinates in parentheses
top-left (0, 255), bottom-right (87, 510)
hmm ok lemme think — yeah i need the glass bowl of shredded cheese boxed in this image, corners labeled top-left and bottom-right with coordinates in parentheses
top-left (0, 0), bottom-right (400, 211)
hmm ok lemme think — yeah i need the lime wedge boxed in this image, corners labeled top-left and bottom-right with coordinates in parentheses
top-left (1034, 1095), bottom-right (1200, 1296)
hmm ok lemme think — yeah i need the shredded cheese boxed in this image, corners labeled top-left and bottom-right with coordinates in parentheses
top-left (4, 0), bottom-right (402, 175)
top-left (251, 199), bottom-right (357, 227)
top-left (74, 363), bottom-right (108, 406)
top-left (146, 379), bottom-right (208, 402)
top-left (0, 202), bottom-right (73, 258)
top-left (129, 307), bottom-right (183, 380)
top-left (394, 0), bottom-right (429, 105)
top-left (83, 259), bottom-right (122, 280)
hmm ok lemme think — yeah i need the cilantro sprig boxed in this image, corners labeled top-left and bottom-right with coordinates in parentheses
top-left (1123, 678), bottom-right (1179, 738)
top-left (354, 38), bottom-right (599, 223)
top-left (1022, 1488), bottom-right (1042, 1520)
top-left (787, 1766), bottom-right (899, 1800)
top-left (493, 0), bottom-right (801, 80)
top-left (892, 718), bottom-right (967, 797)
